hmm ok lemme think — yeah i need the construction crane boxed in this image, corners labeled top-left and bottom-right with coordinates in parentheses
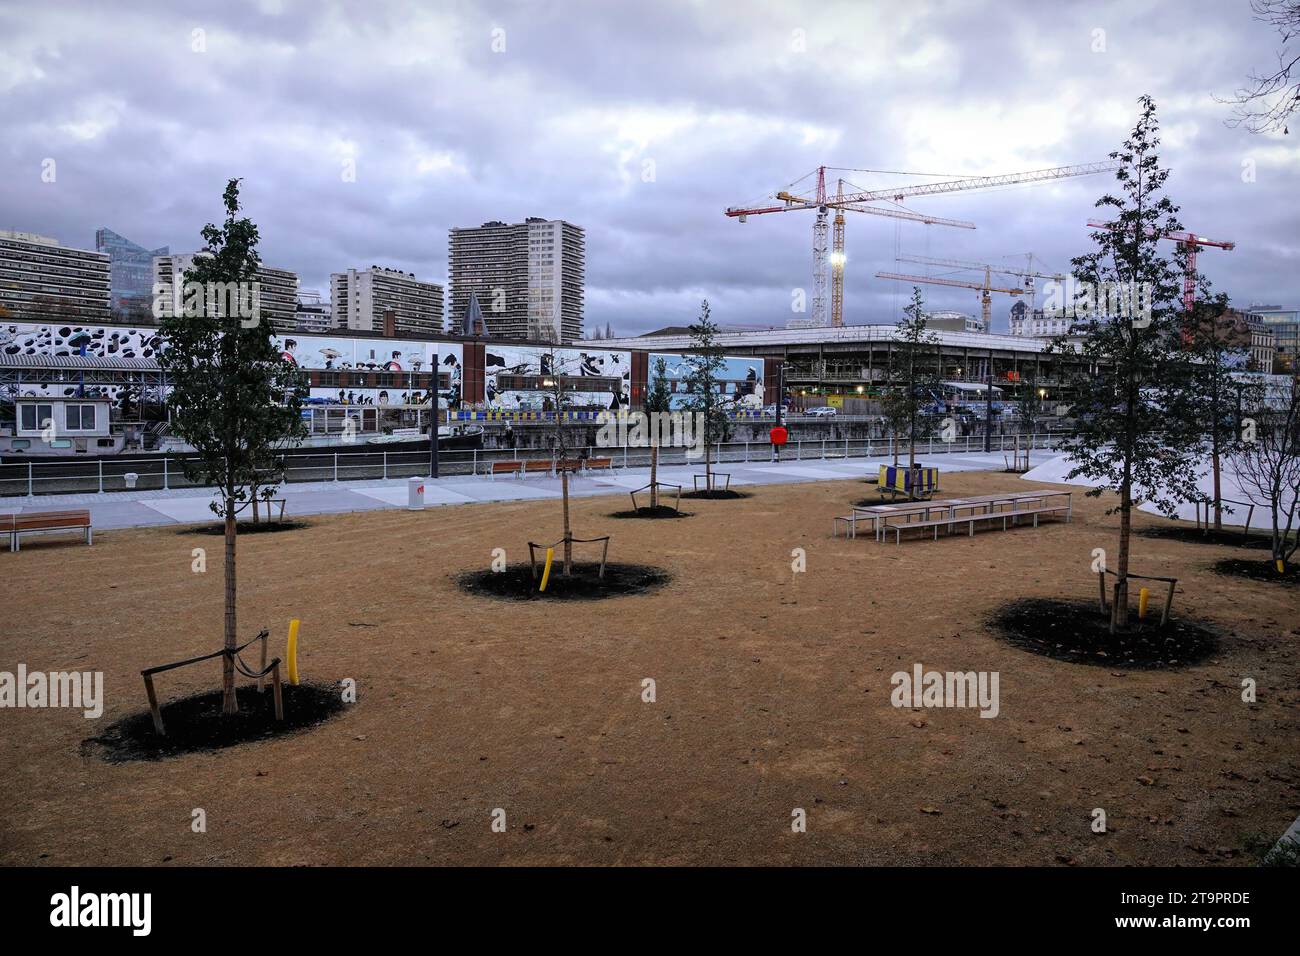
top-left (726, 160), bottom-right (1120, 327)
top-left (896, 254), bottom-right (1065, 313)
top-left (874, 269), bottom-right (1026, 331)
top-left (766, 170), bottom-right (976, 328)
top-left (1084, 221), bottom-right (1234, 312)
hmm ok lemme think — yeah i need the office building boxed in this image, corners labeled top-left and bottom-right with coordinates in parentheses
top-left (448, 218), bottom-right (584, 342)
top-left (330, 266), bottom-right (443, 337)
top-left (95, 227), bottom-right (168, 321)
top-left (152, 253), bottom-right (298, 331)
top-left (0, 230), bottom-right (110, 323)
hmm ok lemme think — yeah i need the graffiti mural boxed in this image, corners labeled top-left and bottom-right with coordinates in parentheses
top-left (483, 345), bottom-right (630, 411)
top-left (648, 354), bottom-right (765, 411)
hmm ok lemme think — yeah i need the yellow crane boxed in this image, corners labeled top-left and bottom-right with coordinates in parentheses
top-left (874, 269), bottom-right (1026, 331)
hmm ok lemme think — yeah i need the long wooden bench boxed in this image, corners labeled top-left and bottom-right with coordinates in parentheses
top-left (9, 509), bottom-right (93, 552)
top-left (490, 460), bottom-right (523, 479)
top-left (585, 457), bottom-right (613, 471)
top-left (884, 503), bottom-right (1070, 544)
top-left (523, 459), bottom-right (554, 476)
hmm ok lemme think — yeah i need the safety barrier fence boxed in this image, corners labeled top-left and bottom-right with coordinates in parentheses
top-left (1, 431), bottom-right (1073, 498)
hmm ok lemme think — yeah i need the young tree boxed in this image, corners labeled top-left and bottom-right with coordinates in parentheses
top-left (680, 300), bottom-right (731, 492)
top-left (880, 288), bottom-right (941, 488)
top-left (540, 348), bottom-right (582, 574)
top-left (1052, 96), bottom-right (1202, 629)
top-left (1178, 285), bottom-right (1259, 531)
top-left (1231, 376), bottom-right (1300, 572)
top-left (157, 179), bottom-right (305, 714)
top-left (644, 356), bottom-right (674, 508)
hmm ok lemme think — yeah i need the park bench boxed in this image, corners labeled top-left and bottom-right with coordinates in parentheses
top-left (585, 457), bottom-right (613, 471)
top-left (490, 460), bottom-right (523, 479)
top-left (9, 509), bottom-right (93, 552)
top-left (523, 459), bottom-right (554, 477)
top-left (883, 501), bottom-right (1071, 544)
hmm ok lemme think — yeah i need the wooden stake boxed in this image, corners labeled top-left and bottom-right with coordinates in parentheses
top-left (1097, 570), bottom-right (1108, 613)
top-left (1161, 580), bottom-right (1176, 627)
top-left (258, 632), bottom-right (267, 693)
top-left (271, 660), bottom-right (285, 722)
top-left (143, 673), bottom-right (164, 736)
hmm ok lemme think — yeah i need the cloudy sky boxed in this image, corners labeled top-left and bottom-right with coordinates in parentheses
top-left (1, 0), bottom-right (1296, 334)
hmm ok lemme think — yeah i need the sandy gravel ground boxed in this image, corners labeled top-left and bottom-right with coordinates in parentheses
top-left (1, 470), bottom-right (1296, 866)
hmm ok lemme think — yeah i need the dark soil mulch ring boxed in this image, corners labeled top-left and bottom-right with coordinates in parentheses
top-left (184, 520), bottom-right (311, 536)
top-left (681, 489), bottom-right (752, 500)
top-left (1138, 526), bottom-right (1279, 550)
top-left (457, 562), bottom-right (671, 601)
top-left (988, 597), bottom-right (1220, 670)
top-left (608, 506), bottom-right (693, 519)
top-left (1210, 558), bottom-right (1299, 585)
top-left (82, 681), bottom-right (349, 763)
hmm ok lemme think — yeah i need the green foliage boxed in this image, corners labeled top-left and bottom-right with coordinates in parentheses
top-left (880, 287), bottom-right (941, 460)
top-left (680, 300), bottom-right (731, 447)
top-left (645, 356), bottom-right (674, 415)
top-left (157, 178), bottom-right (305, 514)
top-left (1050, 95), bottom-right (1203, 521)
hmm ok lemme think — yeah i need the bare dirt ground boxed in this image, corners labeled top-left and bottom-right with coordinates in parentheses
top-left (2, 470), bottom-right (1297, 866)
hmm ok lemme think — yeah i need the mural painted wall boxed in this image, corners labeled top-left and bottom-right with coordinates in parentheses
top-left (0, 322), bottom-right (463, 409)
top-left (483, 344), bottom-right (631, 411)
top-left (647, 354), bottom-right (765, 411)
top-left (275, 333), bottom-right (463, 409)
top-left (1, 321), bottom-right (166, 404)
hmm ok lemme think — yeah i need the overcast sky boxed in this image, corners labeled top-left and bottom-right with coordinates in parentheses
top-left (1, 0), bottom-right (1296, 334)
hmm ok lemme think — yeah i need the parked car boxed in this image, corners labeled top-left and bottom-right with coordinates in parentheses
top-left (805, 406), bottom-right (839, 417)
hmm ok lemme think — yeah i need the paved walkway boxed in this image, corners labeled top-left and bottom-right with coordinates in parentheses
top-left (0, 451), bottom-right (1049, 531)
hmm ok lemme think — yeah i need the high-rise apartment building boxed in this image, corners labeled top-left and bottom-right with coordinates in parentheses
top-left (0, 230), bottom-right (110, 323)
top-left (448, 218), bottom-right (584, 342)
top-left (95, 227), bottom-right (168, 321)
top-left (152, 253), bottom-right (299, 331)
top-left (330, 266), bottom-right (443, 337)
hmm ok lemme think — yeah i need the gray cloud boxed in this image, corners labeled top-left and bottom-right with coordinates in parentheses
top-left (1, 0), bottom-right (1295, 334)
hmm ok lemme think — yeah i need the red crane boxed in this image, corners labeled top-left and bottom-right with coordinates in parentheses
top-left (1086, 221), bottom-right (1235, 312)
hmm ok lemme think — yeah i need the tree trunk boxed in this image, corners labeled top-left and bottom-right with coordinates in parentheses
top-left (705, 441), bottom-right (713, 492)
top-left (1211, 438), bottom-right (1222, 533)
top-left (650, 443), bottom-right (659, 509)
top-left (561, 470), bottom-right (572, 575)
top-left (222, 499), bottom-right (239, 715)
top-left (1115, 484), bottom-right (1132, 631)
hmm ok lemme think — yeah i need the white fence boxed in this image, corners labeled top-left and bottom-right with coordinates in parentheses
top-left (1, 431), bottom-right (1072, 498)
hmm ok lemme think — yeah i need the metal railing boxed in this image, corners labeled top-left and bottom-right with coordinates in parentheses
top-left (0, 431), bottom-right (1073, 498)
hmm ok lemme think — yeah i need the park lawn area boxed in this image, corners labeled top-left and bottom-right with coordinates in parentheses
top-left (1, 469), bottom-right (1297, 866)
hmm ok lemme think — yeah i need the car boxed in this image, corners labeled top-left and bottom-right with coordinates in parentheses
top-left (805, 406), bottom-right (839, 417)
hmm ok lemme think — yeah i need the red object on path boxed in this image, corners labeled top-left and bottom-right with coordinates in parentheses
top-left (769, 426), bottom-right (788, 446)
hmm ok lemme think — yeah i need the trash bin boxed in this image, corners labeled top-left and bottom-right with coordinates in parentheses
top-left (124, 472), bottom-right (139, 490)
top-left (407, 476), bottom-right (425, 510)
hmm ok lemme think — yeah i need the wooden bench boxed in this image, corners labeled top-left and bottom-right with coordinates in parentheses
top-left (585, 457), bottom-right (613, 471)
top-left (490, 460), bottom-right (523, 479)
top-left (884, 503), bottom-right (1071, 544)
top-left (10, 509), bottom-right (93, 552)
top-left (523, 459), bottom-right (554, 477)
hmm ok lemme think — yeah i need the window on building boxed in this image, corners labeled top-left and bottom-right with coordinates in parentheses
top-left (20, 403), bottom-right (53, 432)
top-left (65, 404), bottom-right (97, 430)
